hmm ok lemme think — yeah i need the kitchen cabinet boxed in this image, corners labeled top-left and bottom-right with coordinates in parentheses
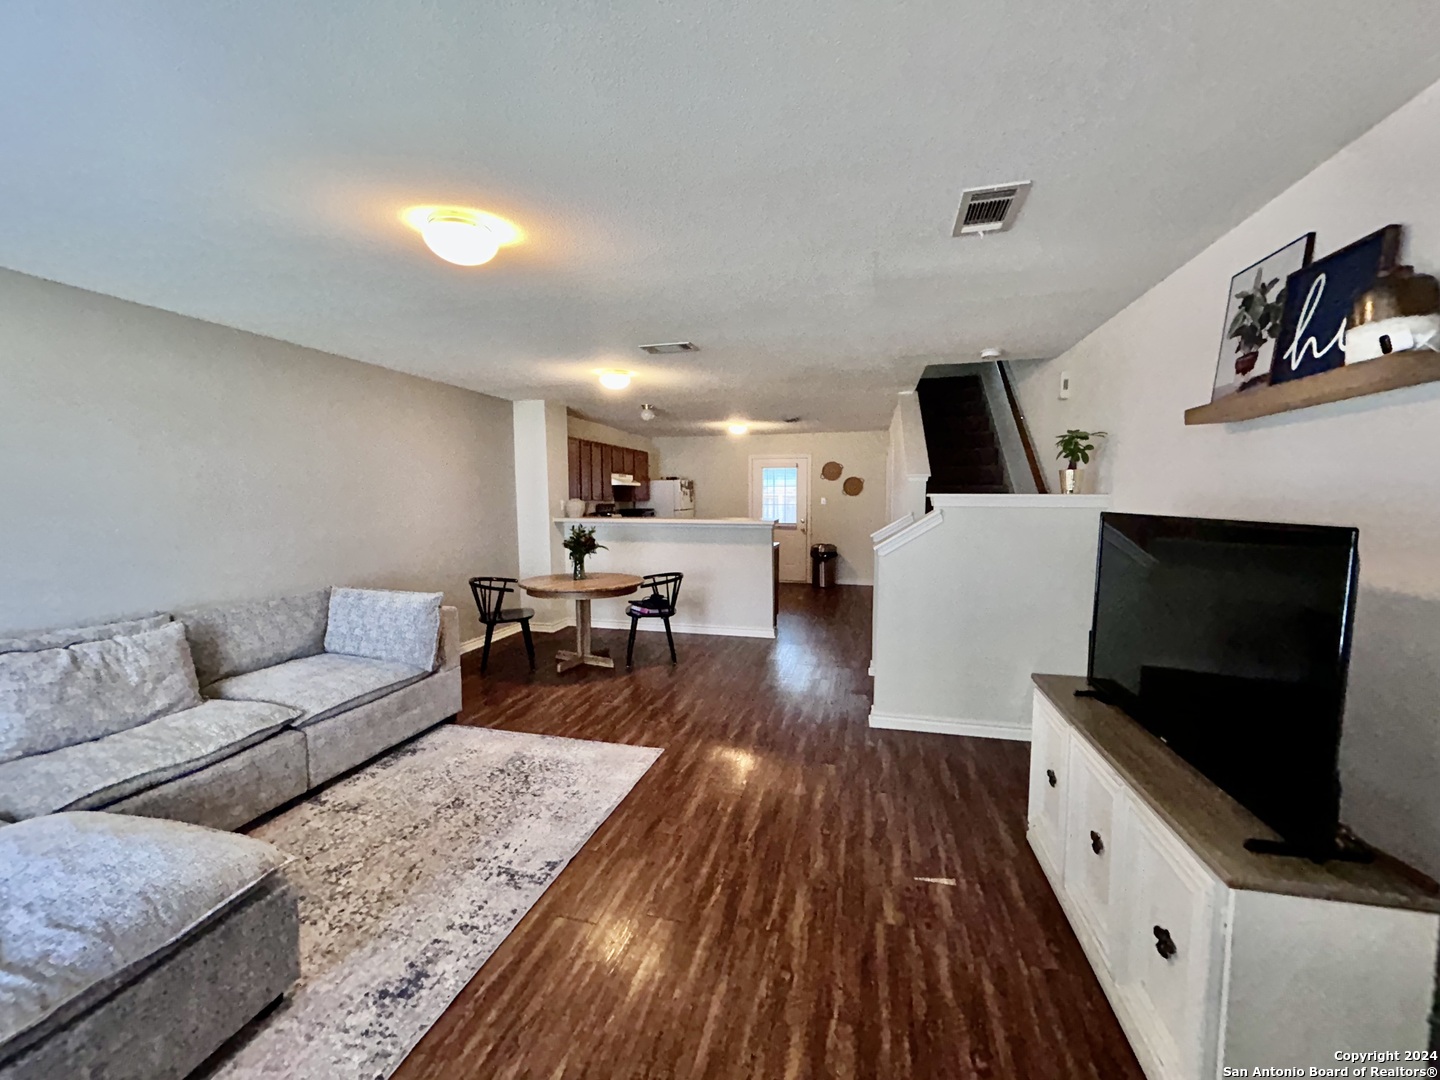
top-left (567, 437), bottom-right (651, 504)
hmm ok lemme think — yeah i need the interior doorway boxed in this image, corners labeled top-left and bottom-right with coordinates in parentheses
top-left (749, 455), bottom-right (810, 583)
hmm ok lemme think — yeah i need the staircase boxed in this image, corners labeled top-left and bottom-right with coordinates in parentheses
top-left (917, 374), bottom-right (1010, 497)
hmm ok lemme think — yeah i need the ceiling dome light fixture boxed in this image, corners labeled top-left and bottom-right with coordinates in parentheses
top-left (727, 423), bottom-right (749, 436)
top-left (639, 404), bottom-right (656, 421)
top-left (403, 205), bottom-right (522, 266)
top-left (598, 370), bottom-right (632, 390)
top-left (419, 210), bottom-right (501, 266)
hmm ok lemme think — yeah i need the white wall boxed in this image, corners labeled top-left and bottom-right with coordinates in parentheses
top-left (0, 268), bottom-right (517, 644)
top-left (1011, 77), bottom-right (1440, 878)
top-left (871, 496), bottom-right (1108, 738)
top-left (887, 391), bottom-right (930, 525)
top-left (652, 430), bottom-right (888, 585)
top-left (513, 400), bottom-right (571, 628)
top-left (566, 416), bottom-right (658, 458)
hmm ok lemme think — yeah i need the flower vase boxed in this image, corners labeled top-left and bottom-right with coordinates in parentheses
top-left (571, 556), bottom-right (587, 580)
top-left (1059, 466), bottom-right (1084, 495)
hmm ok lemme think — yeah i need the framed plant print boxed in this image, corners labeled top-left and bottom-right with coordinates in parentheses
top-left (1210, 233), bottom-right (1315, 401)
top-left (1270, 224), bottom-right (1404, 384)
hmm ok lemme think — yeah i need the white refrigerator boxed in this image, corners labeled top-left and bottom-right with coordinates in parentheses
top-left (643, 478), bottom-right (695, 518)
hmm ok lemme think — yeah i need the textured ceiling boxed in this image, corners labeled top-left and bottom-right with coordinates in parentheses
top-left (3, 2), bottom-right (1439, 435)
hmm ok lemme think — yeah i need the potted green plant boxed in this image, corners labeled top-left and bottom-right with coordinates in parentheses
top-left (1227, 268), bottom-right (1286, 381)
top-left (1055, 429), bottom-right (1107, 494)
top-left (563, 524), bottom-right (606, 579)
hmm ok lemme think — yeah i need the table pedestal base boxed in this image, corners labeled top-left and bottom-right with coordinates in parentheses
top-left (555, 598), bottom-right (614, 673)
top-left (555, 649), bottom-right (614, 673)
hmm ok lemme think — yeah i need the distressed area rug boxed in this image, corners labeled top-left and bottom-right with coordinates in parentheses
top-left (202, 724), bottom-right (661, 1079)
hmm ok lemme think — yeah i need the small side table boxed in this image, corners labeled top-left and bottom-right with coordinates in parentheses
top-left (518, 573), bottom-right (643, 673)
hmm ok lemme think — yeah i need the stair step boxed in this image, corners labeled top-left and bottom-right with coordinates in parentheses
top-left (916, 373), bottom-right (1013, 496)
top-left (929, 466), bottom-right (1005, 488)
top-left (929, 445), bottom-right (999, 467)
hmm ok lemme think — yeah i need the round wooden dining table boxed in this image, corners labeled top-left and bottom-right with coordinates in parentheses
top-left (518, 573), bottom-right (643, 673)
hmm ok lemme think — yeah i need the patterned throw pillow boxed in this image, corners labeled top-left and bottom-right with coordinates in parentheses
top-left (323, 588), bottom-right (443, 672)
top-left (0, 614), bottom-right (172, 655)
top-left (0, 622), bottom-right (204, 765)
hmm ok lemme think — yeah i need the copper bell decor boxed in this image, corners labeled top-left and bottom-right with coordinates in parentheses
top-left (1346, 265), bottom-right (1440, 363)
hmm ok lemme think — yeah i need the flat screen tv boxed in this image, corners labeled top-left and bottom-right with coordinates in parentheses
top-left (1086, 512), bottom-right (1359, 859)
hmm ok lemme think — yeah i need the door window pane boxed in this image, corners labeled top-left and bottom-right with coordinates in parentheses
top-left (761, 467), bottom-right (799, 524)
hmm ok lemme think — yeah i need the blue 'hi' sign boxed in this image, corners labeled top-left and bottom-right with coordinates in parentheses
top-left (1271, 224), bottom-right (1402, 384)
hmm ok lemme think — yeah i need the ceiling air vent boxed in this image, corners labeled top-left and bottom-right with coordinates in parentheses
top-left (639, 341), bottom-right (699, 355)
top-left (952, 181), bottom-right (1032, 237)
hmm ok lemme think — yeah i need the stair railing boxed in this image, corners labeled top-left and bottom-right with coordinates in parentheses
top-left (997, 362), bottom-right (1048, 494)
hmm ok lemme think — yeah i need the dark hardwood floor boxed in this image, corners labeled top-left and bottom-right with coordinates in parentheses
top-left (395, 584), bottom-right (1143, 1080)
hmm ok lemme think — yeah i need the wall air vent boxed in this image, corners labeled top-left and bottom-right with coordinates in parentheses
top-left (952, 181), bottom-right (1032, 237)
top-left (639, 341), bottom-right (699, 354)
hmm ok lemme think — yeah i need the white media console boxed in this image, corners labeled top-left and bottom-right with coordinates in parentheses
top-left (1028, 674), bottom-right (1440, 1079)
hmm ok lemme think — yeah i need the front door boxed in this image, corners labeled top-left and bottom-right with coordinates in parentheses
top-left (750, 456), bottom-right (810, 583)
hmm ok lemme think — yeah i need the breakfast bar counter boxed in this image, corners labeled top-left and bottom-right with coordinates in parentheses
top-left (553, 518), bottom-right (777, 639)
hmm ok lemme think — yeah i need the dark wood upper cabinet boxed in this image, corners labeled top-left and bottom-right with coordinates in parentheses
top-left (568, 438), bottom-right (582, 501)
top-left (634, 450), bottom-right (650, 502)
top-left (566, 437), bottom-right (651, 506)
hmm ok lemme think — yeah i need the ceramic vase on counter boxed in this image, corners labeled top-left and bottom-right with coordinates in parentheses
top-left (565, 498), bottom-right (586, 518)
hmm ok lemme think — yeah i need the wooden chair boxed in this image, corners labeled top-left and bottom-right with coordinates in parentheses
top-left (468, 576), bottom-right (536, 674)
top-left (625, 572), bottom-right (683, 668)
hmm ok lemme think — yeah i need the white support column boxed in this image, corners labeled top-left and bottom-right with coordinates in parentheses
top-left (512, 400), bottom-right (573, 630)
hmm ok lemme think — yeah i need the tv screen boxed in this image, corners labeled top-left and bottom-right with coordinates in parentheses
top-left (1087, 512), bottom-right (1359, 857)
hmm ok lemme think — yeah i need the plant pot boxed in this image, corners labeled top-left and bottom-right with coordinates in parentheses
top-left (571, 557), bottom-right (587, 580)
top-left (1234, 350), bottom-right (1260, 377)
top-left (1059, 466), bottom-right (1084, 495)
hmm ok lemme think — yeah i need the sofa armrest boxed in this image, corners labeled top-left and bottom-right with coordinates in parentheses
top-left (437, 605), bottom-right (460, 671)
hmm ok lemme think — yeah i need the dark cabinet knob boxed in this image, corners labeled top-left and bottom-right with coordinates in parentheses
top-left (1090, 830), bottom-right (1104, 855)
top-left (1153, 925), bottom-right (1177, 961)
top-left (1046, 769), bottom-right (1057, 788)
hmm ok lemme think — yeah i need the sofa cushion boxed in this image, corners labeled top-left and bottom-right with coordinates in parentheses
top-left (0, 622), bottom-right (203, 766)
top-left (324, 587), bottom-right (442, 671)
top-left (0, 699), bottom-right (300, 821)
top-left (179, 588), bottom-right (331, 686)
top-left (205, 652), bottom-right (428, 728)
top-left (0, 613), bottom-right (171, 655)
top-left (0, 812), bottom-right (289, 1057)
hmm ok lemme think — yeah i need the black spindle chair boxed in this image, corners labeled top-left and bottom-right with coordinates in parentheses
top-left (625, 572), bottom-right (684, 668)
top-left (468, 576), bottom-right (536, 674)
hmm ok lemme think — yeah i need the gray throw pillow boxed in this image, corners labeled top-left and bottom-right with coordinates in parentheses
top-left (323, 588), bottom-right (442, 671)
top-left (0, 614), bottom-right (171, 655)
top-left (0, 623), bottom-right (203, 765)
top-left (179, 589), bottom-right (331, 686)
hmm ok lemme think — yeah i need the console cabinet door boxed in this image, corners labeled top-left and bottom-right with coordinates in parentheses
top-left (1028, 696), bottom-right (1070, 879)
top-left (1115, 800), bottom-right (1222, 1080)
top-left (1063, 738), bottom-right (1123, 971)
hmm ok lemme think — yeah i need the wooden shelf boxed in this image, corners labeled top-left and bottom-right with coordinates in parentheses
top-left (1185, 348), bottom-right (1440, 425)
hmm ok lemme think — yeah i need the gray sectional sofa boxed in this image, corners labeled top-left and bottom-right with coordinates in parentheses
top-left (0, 586), bottom-right (463, 1079)
top-left (0, 586), bottom-right (462, 829)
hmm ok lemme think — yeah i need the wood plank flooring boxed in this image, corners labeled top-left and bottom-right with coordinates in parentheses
top-left (395, 585), bottom-right (1143, 1080)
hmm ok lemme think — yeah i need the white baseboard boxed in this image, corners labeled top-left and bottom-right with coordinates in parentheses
top-left (867, 710), bottom-right (1031, 742)
top-left (460, 625), bottom-right (520, 653)
top-left (589, 618), bottom-right (775, 640)
top-left (460, 617), bottom-right (574, 654)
